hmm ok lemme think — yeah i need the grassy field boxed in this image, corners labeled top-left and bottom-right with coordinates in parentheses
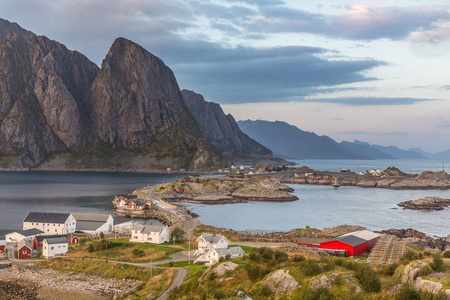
top-left (158, 261), bottom-right (208, 281)
top-left (66, 238), bottom-right (190, 263)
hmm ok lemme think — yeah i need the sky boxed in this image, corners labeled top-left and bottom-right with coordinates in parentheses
top-left (2, 0), bottom-right (450, 152)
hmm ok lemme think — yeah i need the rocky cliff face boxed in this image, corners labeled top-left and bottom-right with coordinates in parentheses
top-left (0, 20), bottom-right (225, 171)
top-left (181, 89), bottom-right (273, 163)
top-left (0, 32), bottom-right (98, 167)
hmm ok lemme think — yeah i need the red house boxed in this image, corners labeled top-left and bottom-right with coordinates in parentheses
top-left (173, 187), bottom-right (185, 193)
top-left (127, 201), bottom-right (149, 210)
top-left (0, 240), bottom-right (5, 253)
top-left (320, 230), bottom-right (379, 257)
top-left (18, 239), bottom-right (32, 259)
top-left (69, 236), bottom-right (79, 244)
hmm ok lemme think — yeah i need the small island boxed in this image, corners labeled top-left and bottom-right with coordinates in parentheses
top-left (153, 176), bottom-right (298, 204)
top-left (397, 196), bottom-right (450, 211)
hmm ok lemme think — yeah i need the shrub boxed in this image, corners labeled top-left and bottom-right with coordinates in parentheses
top-left (300, 261), bottom-right (322, 277)
top-left (213, 290), bottom-right (225, 300)
top-left (430, 252), bottom-right (445, 271)
top-left (87, 244), bottom-right (95, 253)
top-left (394, 284), bottom-right (420, 300)
top-left (423, 251), bottom-right (432, 257)
top-left (99, 232), bottom-right (104, 239)
top-left (444, 251), bottom-right (450, 258)
top-left (247, 264), bottom-right (262, 282)
top-left (249, 251), bottom-right (261, 261)
top-left (355, 265), bottom-right (381, 292)
top-left (401, 250), bottom-right (419, 263)
top-left (302, 287), bottom-right (335, 300)
top-left (258, 247), bottom-right (274, 261)
top-left (274, 250), bottom-right (288, 262)
top-left (225, 254), bottom-right (231, 260)
top-left (291, 254), bottom-right (306, 262)
top-left (382, 263), bottom-right (399, 276)
top-left (132, 249), bottom-right (145, 257)
top-left (419, 264), bottom-right (433, 276)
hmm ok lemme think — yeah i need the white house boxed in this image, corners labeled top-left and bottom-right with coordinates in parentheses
top-left (5, 229), bottom-right (44, 244)
top-left (130, 224), bottom-right (170, 244)
top-left (43, 236), bottom-right (69, 258)
top-left (23, 212), bottom-right (76, 234)
top-left (72, 213), bottom-right (114, 235)
top-left (196, 233), bottom-right (230, 253)
top-left (195, 246), bottom-right (245, 266)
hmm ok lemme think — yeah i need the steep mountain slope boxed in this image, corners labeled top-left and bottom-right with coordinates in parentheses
top-left (238, 120), bottom-right (367, 159)
top-left (340, 141), bottom-right (395, 159)
top-left (0, 19), bottom-right (225, 171)
top-left (181, 89), bottom-right (275, 163)
top-left (0, 31), bottom-right (99, 167)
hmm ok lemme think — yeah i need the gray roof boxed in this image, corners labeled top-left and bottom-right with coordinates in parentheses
top-left (44, 236), bottom-right (68, 245)
top-left (13, 229), bottom-right (44, 237)
top-left (23, 212), bottom-right (71, 224)
top-left (215, 247), bottom-right (245, 256)
top-left (330, 235), bottom-right (367, 247)
top-left (18, 239), bottom-right (32, 249)
top-left (199, 233), bottom-right (226, 244)
top-left (131, 224), bottom-right (165, 234)
top-left (76, 221), bottom-right (104, 231)
top-left (35, 234), bottom-right (66, 243)
top-left (72, 213), bottom-right (111, 222)
top-left (0, 240), bottom-right (6, 246)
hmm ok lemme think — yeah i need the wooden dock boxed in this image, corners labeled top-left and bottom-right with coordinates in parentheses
top-left (367, 234), bottom-right (406, 265)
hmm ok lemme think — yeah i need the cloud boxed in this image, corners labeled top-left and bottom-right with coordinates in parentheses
top-left (410, 25), bottom-right (450, 44)
top-left (308, 97), bottom-right (435, 106)
top-left (245, 2), bottom-right (450, 41)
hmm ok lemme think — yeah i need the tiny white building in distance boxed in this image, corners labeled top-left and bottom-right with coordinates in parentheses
top-left (195, 247), bottom-right (245, 266)
top-left (43, 236), bottom-right (69, 258)
top-left (130, 224), bottom-right (170, 244)
top-left (5, 229), bottom-right (44, 244)
top-left (196, 233), bottom-right (230, 253)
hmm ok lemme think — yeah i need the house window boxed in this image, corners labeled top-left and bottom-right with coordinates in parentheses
top-left (32, 223), bottom-right (34, 225)
top-left (23, 250), bottom-right (27, 254)
top-left (47, 229), bottom-right (49, 232)
top-left (51, 247), bottom-right (54, 250)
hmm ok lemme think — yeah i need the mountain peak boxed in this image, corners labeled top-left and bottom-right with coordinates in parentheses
top-left (0, 18), bottom-right (34, 43)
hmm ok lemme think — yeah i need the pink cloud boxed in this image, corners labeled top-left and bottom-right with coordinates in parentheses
top-left (410, 25), bottom-right (450, 43)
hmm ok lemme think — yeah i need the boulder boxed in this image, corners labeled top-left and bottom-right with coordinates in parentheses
top-left (264, 269), bottom-right (299, 298)
top-left (402, 265), bottom-right (420, 283)
top-left (415, 277), bottom-right (443, 294)
top-left (212, 262), bottom-right (238, 277)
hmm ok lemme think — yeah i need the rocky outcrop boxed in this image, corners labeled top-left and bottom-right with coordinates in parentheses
top-left (212, 262), bottom-right (238, 277)
top-left (415, 277), bottom-right (443, 294)
top-left (264, 269), bottom-right (299, 299)
top-left (380, 228), bottom-right (448, 250)
top-left (402, 264), bottom-right (420, 283)
top-left (0, 20), bottom-right (226, 171)
top-left (398, 196), bottom-right (450, 211)
top-left (182, 90), bottom-right (275, 164)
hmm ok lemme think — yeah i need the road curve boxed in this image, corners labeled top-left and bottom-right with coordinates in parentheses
top-left (156, 267), bottom-right (187, 300)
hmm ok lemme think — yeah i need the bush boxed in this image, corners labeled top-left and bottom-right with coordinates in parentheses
top-left (300, 260), bottom-right (322, 277)
top-left (430, 252), bottom-right (445, 271)
top-left (291, 254), bottom-right (306, 262)
top-left (274, 250), bottom-right (288, 262)
top-left (394, 284), bottom-right (420, 300)
top-left (249, 251), bottom-right (261, 261)
top-left (419, 264), bottom-right (433, 276)
top-left (213, 290), bottom-right (225, 300)
top-left (88, 244), bottom-right (95, 253)
top-left (444, 251), bottom-right (450, 258)
top-left (132, 249), bottom-right (145, 257)
top-left (302, 287), bottom-right (336, 300)
top-left (382, 263), bottom-right (399, 276)
top-left (355, 265), bottom-right (381, 292)
top-left (247, 264), bottom-right (262, 282)
top-left (401, 250), bottom-right (419, 263)
top-left (258, 247), bottom-right (274, 261)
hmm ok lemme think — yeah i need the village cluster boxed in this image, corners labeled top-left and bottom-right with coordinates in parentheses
top-left (0, 195), bottom-right (247, 266)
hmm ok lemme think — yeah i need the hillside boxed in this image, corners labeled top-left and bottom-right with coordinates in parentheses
top-left (238, 120), bottom-right (367, 160)
top-left (0, 19), bottom-right (225, 171)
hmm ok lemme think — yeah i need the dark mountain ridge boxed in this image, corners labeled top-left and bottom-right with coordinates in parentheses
top-left (0, 19), bottom-right (225, 171)
top-left (237, 120), bottom-right (368, 160)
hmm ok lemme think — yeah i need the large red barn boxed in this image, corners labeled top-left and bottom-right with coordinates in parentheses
top-left (320, 230), bottom-right (379, 257)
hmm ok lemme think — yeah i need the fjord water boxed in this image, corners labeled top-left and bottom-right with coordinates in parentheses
top-left (1, 159), bottom-right (450, 239)
top-left (0, 171), bottom-right (177, 239)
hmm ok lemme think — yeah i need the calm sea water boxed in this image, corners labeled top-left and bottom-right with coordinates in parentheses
top-left (1, 159), bottom-right (450, 240)
top-left (0, 171), bottom-right (178, 239)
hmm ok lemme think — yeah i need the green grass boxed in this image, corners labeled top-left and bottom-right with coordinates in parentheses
top-left (158, 261), bottom-right (208, 281)
top-left (231, 245), bottom-right (255, 254)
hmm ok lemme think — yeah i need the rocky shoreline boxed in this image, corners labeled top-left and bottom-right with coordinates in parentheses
top-left (282, 169), bottom-right (450, 190)
top-left (397, 196), bottom-right (450, 211)
top-left (0, 263), bottom-right (140, 300)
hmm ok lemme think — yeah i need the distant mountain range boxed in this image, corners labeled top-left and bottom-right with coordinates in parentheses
top-left (238, 120), bottom-right (435, 160)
